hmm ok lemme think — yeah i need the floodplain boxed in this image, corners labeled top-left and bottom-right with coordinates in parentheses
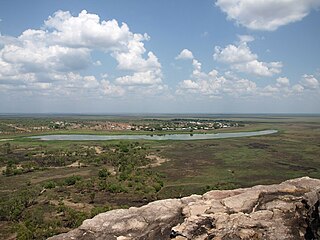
top-left (0, 114), bottom-right (319, 239)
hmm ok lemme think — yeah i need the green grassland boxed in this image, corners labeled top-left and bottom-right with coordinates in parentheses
top-left (156, 119), bottom-right (320, 197)
top-left (0, 114), bottom-right (319, 239)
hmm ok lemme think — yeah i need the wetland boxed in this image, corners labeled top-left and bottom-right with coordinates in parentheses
top-left (0, 114), bottom-right (319, 239)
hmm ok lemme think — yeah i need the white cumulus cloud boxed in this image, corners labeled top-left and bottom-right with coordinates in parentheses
top-left (214, 43), bottom-right (256, 64)
top-left (276, 77), bottom-right (290, 86)
top-left (214, 41), bottom-right (282, 77)
top-left (101, 80), bottom-right (125, 96)
top-left (216, 0), bottom-right (320, 31)
top-left (176, 57), bottom-right (317, 99)
top-left (300, 74), bottom-right (319, 89)
top-left (0, 10), bottom-right (164, 98)
top-left (176, 49), bottom-right (194, 60)
top-left (292, 84), bottom-right (304, 93)
top-left (238, 34), bottom-right (255, 43)
top-left (115, 69), bottom-right (162, 86)
top-left (179, 79), bottom-right (199, 89)
top-left (44, 10), bottom-right (131, 50)
top-left (176, 57), bottom-right (256, 98)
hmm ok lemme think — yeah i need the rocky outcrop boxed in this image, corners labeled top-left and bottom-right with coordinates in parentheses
top-left (49, 177), bottom-right (320, 240)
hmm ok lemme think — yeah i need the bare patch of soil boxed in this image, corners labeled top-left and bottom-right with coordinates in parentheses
top-left (94, 146), bottom-right (103, 154)
top-left (50, 199), bottom-right (93, 212)
top-left (140, 155), bottom-right (169, 168)
top-left (66, 161), bottom-right (87, 168)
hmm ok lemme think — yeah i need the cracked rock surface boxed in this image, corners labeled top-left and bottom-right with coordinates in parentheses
top-left (48, 177), bottom-right (320, 240)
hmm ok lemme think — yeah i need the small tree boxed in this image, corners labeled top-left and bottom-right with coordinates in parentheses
top-left (98, 168), bottom-right (110, 179)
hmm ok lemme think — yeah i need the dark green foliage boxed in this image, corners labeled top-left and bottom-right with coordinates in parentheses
top-left (107, 183), bottom-right (128, 193)
top-left (17, 206), bottom-right (60, 239)
top-left (57, 205), bottom-right (89, 228)
top-left (43, 181), bottom-right (56, 189)
top-left (98, 168), bottom-right (110, 178)
top-left (0, 137), bottom-right (166, 239)
top-left (119, 144), bottom-right (129, 153)
top-left (13, 203), bottom-right (89, 240)
top-left (0, 186), bottom-right (41, 221)
top-left (64, 175), bottom-right (82, 186)
top-left (153, 182), bottom-right (163, 192)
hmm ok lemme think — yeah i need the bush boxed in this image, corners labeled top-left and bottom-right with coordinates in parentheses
top-left (16, 222), bottom-right (33, 240)
top-left (119, 171), bottom-right (129, 181)
top-left (0, 186), bottom-right (40, 221)
top-left (98, 168), bottom-right (110, 179)
top-left (107, 183), bottom-right (127, 193)
top-left (64, 175), bottom-right (82, 186)
top-left (134, 182), bottom-right (143, 192)
top-left (57, 205), bottom-right (89, 228)
top-left (143, 185), bottom-right (155, 194)
top-left (119, 143), bottom-right (129, 153)
top-left (43, 181), bottom-right (56, 189)
top-left (153, 183), bottom-right (162, 192)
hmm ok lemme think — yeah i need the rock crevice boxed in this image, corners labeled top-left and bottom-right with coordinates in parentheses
top-left (48, 177), bottom-right (320, 240)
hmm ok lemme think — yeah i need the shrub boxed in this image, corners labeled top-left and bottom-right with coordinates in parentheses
top-left (58, 206), bottom-right (89, 228)
top-left (16, 222), bottom-right (33, 240)
top-left (153, 183), bottom-right (162, 192)
top-left (107, 183), bottom-right (127, 193)
top-left (64, 175), bottom-right (82, 186)
top-left (98, 168), bottom-right (110, 179)
top-left (0, 186), bottom-right (40, 221)
top-left (43, 181), bottom-right (56, 189)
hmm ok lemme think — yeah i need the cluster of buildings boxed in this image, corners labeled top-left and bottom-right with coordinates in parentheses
top-left (2, 119), bottom-right (241, 134)
top-left (130, 120), bottom-right (240, 132)
top-left (50, 119), bottom-right (241, 132)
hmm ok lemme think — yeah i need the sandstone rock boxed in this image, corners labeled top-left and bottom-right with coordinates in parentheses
top-left (48, 177), bottom-right (320, 240)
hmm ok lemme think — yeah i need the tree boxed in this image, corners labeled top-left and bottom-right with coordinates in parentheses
top-left (98, 168), bottom-right (110, 179)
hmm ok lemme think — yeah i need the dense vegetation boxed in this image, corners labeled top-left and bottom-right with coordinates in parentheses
top-left (0, 141), bottom-right (163, 239)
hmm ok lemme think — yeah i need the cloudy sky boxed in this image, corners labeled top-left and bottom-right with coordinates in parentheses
top-left (0, 0), bottom-right (319, 113)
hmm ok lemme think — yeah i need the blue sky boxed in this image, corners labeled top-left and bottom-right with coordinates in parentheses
top-left (0, 0), bottom-right (319, 113)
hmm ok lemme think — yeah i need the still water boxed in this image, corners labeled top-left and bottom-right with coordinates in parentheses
top-left (29, 130), bottom-right (278, 141)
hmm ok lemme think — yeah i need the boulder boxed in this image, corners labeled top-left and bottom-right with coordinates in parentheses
top-left (49, 177), bottom-right (320, 240)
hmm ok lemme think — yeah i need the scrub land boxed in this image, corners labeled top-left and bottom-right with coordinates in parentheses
top-left (0, 114), bottom-right (319, 239)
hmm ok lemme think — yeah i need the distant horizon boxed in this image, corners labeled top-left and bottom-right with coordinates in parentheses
top-left (1, 112), bottom-right (320, 116)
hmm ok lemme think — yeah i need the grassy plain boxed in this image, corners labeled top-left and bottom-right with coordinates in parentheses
top-left (155, 116), bottom-right (320, 197)
top-left (0, 114), bottom-right (319, 239)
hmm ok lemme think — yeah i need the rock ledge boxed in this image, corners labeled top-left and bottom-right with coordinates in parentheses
top-left (48, 177), bottom-right (320, 240)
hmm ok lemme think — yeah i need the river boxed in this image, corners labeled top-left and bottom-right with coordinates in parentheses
top-left (28, 130), bottom-right (278, 141)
